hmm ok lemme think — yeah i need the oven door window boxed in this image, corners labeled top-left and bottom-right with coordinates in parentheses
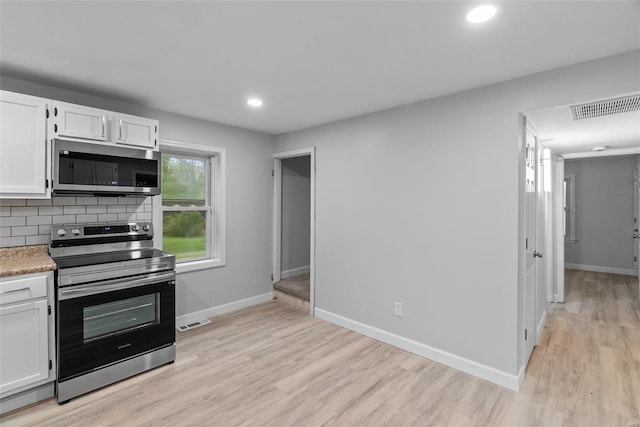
top-left (83, 294), bottom-right (159, 342)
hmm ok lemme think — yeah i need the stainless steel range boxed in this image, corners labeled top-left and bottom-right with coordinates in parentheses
top-left (49, 222), bottom-right (176, 403)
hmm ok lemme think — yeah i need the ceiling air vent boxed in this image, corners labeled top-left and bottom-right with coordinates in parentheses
top-left (570, 94), bottom-right (640, 120)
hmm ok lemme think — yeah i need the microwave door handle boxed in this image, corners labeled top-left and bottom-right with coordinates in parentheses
top-left (58, 271), bottom-right (175, 300)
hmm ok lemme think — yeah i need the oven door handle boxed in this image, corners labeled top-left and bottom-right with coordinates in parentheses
top-left (58, 271), bottom-right (175, 300)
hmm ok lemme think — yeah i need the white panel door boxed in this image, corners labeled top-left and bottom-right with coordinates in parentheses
top-left (635, 166), bottom-right (640, 297)
top-left (112, 114), bottom-right (158, 149)
top-left (0, 91), bottom-right (49, 198)
top-left (53, 101), bottom-right (108, 141)
top-left (524, 124), bottom-right (539, 363)
top-left (0, 299), bottom-right (49, 395)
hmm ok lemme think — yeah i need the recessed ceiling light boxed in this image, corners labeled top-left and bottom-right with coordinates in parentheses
top-left (247, 98), bottom-right (263, 108)
top-left (592, 146), bottom-right (609, 152)
top-left (466, 4), bottom-right (497, 24)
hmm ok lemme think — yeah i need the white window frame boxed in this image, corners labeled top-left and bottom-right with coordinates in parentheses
top-left (564, 174), bottom-right (576, 242)
top-left (153, 139), bottom-right (226, 273)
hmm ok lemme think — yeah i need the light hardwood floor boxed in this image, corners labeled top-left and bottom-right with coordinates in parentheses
top-left (2, 270), bottom-right (639, 426)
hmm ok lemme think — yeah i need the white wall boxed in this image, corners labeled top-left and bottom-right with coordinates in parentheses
top-left (280, 156), bottom-right (310, 276)
top-left (564, 155), bottom-right (636, 273)
top-left (274, 50), bottom-right (640, 385)
top-left (0, 76), bottom-right (275, 318)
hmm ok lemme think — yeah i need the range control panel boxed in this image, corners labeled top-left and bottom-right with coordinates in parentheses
top-left (51, 222), bottom-right (153, 241)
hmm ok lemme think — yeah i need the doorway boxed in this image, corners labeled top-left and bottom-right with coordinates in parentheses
top-left (272, 148), bottom-right (316, 315)
top-left (525, 93), bottom-right (640, 303)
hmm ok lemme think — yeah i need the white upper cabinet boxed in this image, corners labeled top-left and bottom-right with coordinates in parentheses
top-left (0, 91), bottom-right (50, 198)
top-left (112, 113), bottom-right (158, 148)
top-left (51, 101), bottom-right (109, 142)
top-left (52, 101), bottom-right (159, 150)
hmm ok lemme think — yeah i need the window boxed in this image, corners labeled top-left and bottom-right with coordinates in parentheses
top-left (155, 140), bottom-right (225, 273)
top-left (564, 174), bottom-right (576, 242)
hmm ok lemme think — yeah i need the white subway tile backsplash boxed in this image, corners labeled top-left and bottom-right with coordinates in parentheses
top-left (52, 215), bottom-right (77, 224)
top-left (52, 197), bottom-right (77, 206)
top-left (86, 206), bottom-right (107, 214)
top-left (107, 205), bottom-right (126, 214)
top-left (63, 206), bottom-right (86, 215)
top-left (118, 197), bottom-right (138, 205)
top-left (26, 235), bottom-right (50, 245)
top-left (1, 196), bottom-right (155, 248)
top-left (0, 199), bottom-right (26, 207)
top-left (0, 216), bottom-right (26, 227)
top-left (98, 197), bottom-right (119, 205)
top-left (75, 197), bottom-right (98, 206)
top-left (76, 214), bottom-right (98, 223)
top-left (39, 206), bottom-right (64, 216)
top-left (0, 236), bottom-right (25, 247)
top-left (11, 226), bottom-right (38, 236)
top-left (27, 215), bottom-right (52, 225)
top-left (26, 199), bottom-right (53, 206)
top-left (10, 207), bottom-right (38, 216)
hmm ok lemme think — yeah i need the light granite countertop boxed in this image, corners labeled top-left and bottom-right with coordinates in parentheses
top-left (0, 245), bottom-right (56, 278)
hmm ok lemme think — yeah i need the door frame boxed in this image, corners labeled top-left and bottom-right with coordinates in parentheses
top-left (272, 147), bottom-right (316, 315)
top-left (552, 149), bottom-right (640, 302)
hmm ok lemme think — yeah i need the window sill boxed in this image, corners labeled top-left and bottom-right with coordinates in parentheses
top-left (175, 258), bottom-right (225, 274)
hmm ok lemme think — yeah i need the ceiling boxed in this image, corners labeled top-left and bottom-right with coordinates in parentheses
top-left (1, 1), bottom-right (639, 135)
top-left (526, 96), bottom-right (640, 155)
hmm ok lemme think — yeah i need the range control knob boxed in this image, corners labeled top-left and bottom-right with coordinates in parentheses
top-left (131, 224), bottom-right (140, 232)
top-left (142, 224), bottom-right (150, 232)
top-left (71, 228), bottom-right (81, 236)
top-left (56, 229), bottom-right (67, 237)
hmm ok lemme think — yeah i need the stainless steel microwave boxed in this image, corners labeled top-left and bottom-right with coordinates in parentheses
top-left (52, 139), bottom-right (161, 196)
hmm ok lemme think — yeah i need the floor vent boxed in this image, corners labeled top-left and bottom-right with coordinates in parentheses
top-left (570, 94), bottom-right (640, 120)
top-left (176, 318), bottom-right (211, 332)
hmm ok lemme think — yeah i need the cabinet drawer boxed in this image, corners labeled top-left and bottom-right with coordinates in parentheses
top-left (0, 274), bottom-right (47, 305)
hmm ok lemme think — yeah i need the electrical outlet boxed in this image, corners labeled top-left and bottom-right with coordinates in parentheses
top-left (394, 302), bottom-right (403, 317)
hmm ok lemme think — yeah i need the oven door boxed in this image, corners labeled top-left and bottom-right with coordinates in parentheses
top-left (57, 271), bottom-right (175, 382)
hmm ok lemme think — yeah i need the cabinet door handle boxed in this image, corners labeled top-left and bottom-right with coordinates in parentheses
top-left (119, 119), bottom-right (123, 141)
top-left (1, 287), bottom-right (30, 295)
top-left (101, 116), bottom-right (106, 139)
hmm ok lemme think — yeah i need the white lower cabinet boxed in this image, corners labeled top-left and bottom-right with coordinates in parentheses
top-left (0, 272), bottom-right (55, 414)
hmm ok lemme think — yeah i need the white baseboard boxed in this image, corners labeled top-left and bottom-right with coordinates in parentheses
top-left (314, 308), bottom-right (521, 391)
top-left (517, 365), bottom-right (526, 389)
top-left (565, 263), bottom-right (635, 276)
top-left (536, 310), bottom-right (547, 345)
top-left (176, 292), bottom-right (273, 327)
top-left (281, 265), bottom-right (310, 279)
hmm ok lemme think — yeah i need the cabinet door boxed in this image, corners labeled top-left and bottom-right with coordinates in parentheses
top-left (113, 114), bottom-right (158, 149)
top-left (0, 299), bottom-right (49, 395)
top-left (53, 101), bottom-right (109, 142)
top-left (0, 91), bottom-right (49, 198)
